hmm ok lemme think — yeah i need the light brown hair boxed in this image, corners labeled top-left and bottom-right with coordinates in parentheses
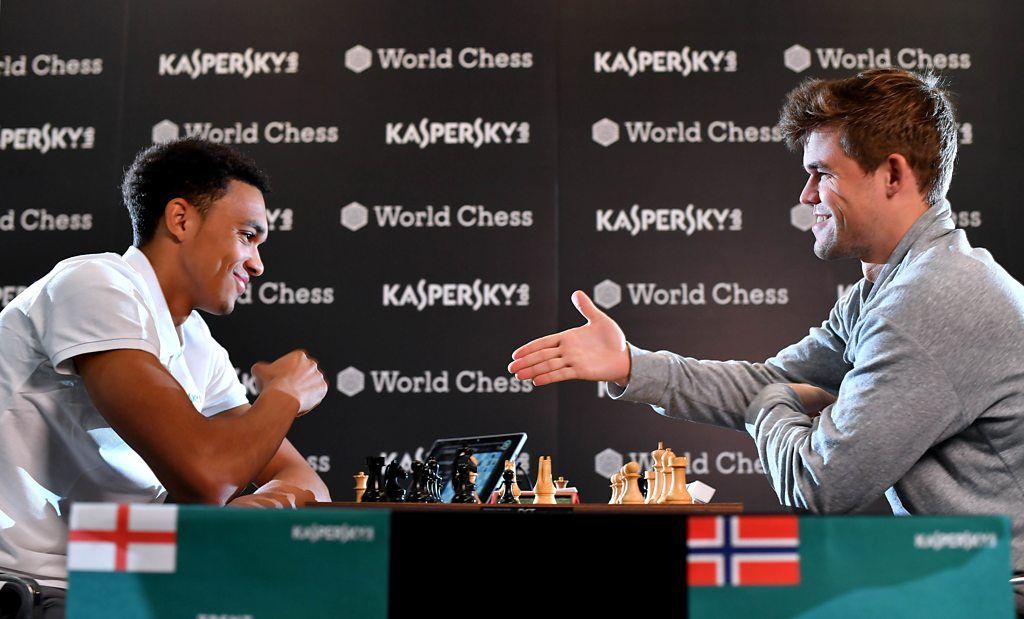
top-left (779, 69), bottom-right (957, 205)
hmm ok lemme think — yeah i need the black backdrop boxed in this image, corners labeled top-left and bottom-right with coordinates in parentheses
top-left (2, 0), bottom-right (1021, 511)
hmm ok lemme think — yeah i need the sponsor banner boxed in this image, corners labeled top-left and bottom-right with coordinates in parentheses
top-left (594, 447), bottom-right (765, 478)
top-left (596, 203), bottom-right (742, 236)
top-left (783, 44), bottom-right (972, 73)
top-left (385, 118), bottom-right (530, 148)
top-left (0, 125), bottom-right (95, 153)
top-left (235, 282), bottom-right (335, 306)
top-left (382, 280), bottom-right (530, 311)
top-left (0, 209), bottom-right (94, 231)
top-left (690, 516), bottom-right (1012, 616)
top-left (345, 45), bottom-right (534, 73)
top-left (150, 119), bottom-right (338, 145)
top-left (0, 54), bottom-right (104, 77)
top-left (68, 505), bottom-right (389, 619)
top-left (335, 366), bottom-right (533, 396)
top-left (158, 48), bottom-right (299, 79)
top-left (593, 46), bottom-right (738, 77)
top-left (591, 118), bottom-right (784, 146)
top-left (592, 279), bottom-right (789, 309)
top-left (341, 202), bottom-right (533, 231)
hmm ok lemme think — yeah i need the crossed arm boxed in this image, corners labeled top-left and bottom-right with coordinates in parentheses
top-left (76, 348), bottom-right (329, 507)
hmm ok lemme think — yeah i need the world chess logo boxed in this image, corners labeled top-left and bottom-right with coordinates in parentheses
top-left (340, 201), bottom-right (369, 231)
top-left (336, 366), bottom-right (366, 397)
top-left (151, 119), bottom-right (180, 144)
top-left (789, 204), bottom-right (814, 232)
top-left (784, 45), bottom-right (812, 73)
top-left (591, 118), bottom-right (620, 147)
top-left (594, 448), bottom-right (624, 478)
top-left (593, 279), bottom-right (622, 310)
top-left (345, 45), bottom-right (373, 73)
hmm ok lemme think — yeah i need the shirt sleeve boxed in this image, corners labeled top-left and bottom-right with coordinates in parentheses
top-left (33, 261), bottom-right (162, 375)
top-left (200, 341), bottom-right (249, 415)
top-left (744, 315), bottom-right (967, 513)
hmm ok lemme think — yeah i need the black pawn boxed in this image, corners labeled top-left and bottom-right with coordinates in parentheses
top-left (498, 469), bottom-right (519, 504)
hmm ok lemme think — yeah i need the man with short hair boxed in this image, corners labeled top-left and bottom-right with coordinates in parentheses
top-left (510, 69), bottom-right (1024, 609)
top-left (0, 138), bottom-right (329, 617)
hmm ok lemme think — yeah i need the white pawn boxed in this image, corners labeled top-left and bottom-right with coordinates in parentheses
top-left (620, 462), bottom-right (645, 504)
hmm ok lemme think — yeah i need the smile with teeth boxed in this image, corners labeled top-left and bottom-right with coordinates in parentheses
top-left (815, 212), bottom-right (832, 223)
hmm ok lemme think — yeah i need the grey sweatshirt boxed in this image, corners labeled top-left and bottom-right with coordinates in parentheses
top-left (609, 201), bottom-right (1024, 600)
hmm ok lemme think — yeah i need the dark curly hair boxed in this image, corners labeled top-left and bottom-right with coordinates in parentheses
top-left (779, 69), bottom-right (958, 206)
top-left (122, 138), bottom-right (271, 246)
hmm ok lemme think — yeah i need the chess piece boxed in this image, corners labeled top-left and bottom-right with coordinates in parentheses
top-left (498, 469), bottom-right (520, 504)
top-left (425, 458), bottom-right (442, 503)
top-left (659, 454), bottom-right (693, 504)
top-left (504, 459), bottom-right (521, 499)
top-left (615, 472), bottom-right (628, 504)
top-left (608, 473), bottom-right (620, 504)
top-left (657, 448), bottom-right (676, 503)
top-left (648, 442), bottom-right (667, 504)
top-left (469, 470), bottom-right (481, 503)
top-left (620, 462), bottom-right (645, 504)
top-left (643, 470), bottom-right (656, 503)
top-left (451, 463), bottom-right (477, 503)
top-left (407, 460), bottom-right (429, 503)
top-left (354, 471), bottom-right (368, 502)
top-left (383, 460), bottom-right (409, 502)
top-left (554, 476), bottom-right (569, 490)
top-left (361, 456), bottom-right (386, 503)
top-left (533, 456), bottom-right (556, 505)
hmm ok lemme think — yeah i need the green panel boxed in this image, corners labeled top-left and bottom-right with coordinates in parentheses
top-left (68, 507), bottom-right (389, 619)
top-left (691, 515), bottom-right (1015, 618)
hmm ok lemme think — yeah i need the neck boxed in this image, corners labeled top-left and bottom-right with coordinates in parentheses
top-left (139, 241), bottom-right (193, 326)
top-left (864, 197), bottom-right (930, 264)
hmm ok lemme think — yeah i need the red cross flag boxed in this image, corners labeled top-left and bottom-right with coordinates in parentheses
top-left (67, 503), bottom-right (178, 573)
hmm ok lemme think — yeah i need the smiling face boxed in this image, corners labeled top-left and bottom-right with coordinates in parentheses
top-left (180, 179), bottom-right (267, 315)
top-left (800, 128), bottom-right (891, 263)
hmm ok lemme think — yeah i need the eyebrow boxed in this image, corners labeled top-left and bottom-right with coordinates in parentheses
top-left (244, 220), bottom-right (268, 238)
top-left (804, 161), bottom-right (834, 174)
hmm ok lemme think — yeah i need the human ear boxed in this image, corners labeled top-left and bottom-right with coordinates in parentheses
top-left (883, 153), bottom-right (913, 199)
top-left (163, 198), bottom-right (194, 243)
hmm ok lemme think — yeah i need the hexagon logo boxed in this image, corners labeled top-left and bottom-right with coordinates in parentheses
top-left (594, 448), bottom-right (624, 478)
top-left (345, 45), bottom-right (373, 73)
top-left (340, 201), bottom-right (369, 231)
top-left (593, 279), bottom-right (622, 310)
top-left (591, 118), bottom-right (620, 147)
top-left (790, 203), bottom-right (815, 232)
top-left (151, 119), bottom-right (179, 144)
top-left (336, 366), bottom-right (366, 397)
top-left (784, 44), bottom-right (812, 73)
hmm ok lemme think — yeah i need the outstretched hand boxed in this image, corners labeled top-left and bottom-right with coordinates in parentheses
top-left (508, 290), bottom-right (631, 387)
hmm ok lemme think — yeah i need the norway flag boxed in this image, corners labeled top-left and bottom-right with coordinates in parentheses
top-left (687, 515), bottom-right (800, 586)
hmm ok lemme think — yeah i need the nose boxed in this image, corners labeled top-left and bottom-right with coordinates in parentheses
top-left (799, 175), bottom-right (819, 206)
top-left (245, 246), bottom-right (264, 278)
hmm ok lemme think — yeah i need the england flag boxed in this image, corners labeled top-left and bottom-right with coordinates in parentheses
top-left (68, 503), bottom-right (178, 573)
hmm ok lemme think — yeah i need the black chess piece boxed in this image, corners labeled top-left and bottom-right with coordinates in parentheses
top-left (425, 458), bottom-right (441, 503)
top-left (497, 469), bottom-right (519, 504)
top-left (638, 470), bottom-right (649, 499)
top-left (407, 460), bottom-right (429, 503)
top-left (361, 456), bottom-right (386, 503)
top-left (450, 463), bottom-right (477, 504)
top-left (383, 460), bottom-right (409, 502)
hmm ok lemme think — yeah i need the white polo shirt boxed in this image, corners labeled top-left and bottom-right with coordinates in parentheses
top-left (0, 247), bottom-right (248, 587)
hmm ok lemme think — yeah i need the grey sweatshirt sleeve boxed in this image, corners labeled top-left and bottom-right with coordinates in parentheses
top-left (606, 344), bottom-right (790, 431)
top-left (744, 315), bottom-right (966, 513)
top-left (607, 285), bottom-right (861, 430)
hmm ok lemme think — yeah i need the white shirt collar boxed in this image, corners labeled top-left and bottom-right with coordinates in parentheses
top-left (122, 246), bottom-right (185, 360)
